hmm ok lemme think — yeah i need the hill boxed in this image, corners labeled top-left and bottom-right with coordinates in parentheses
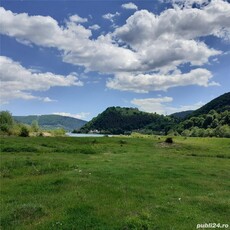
top-left (189, 92), bottom-right (230, 117)
top-left (79, 106), bottom-right (175, 134)
top-left (170, 92), bottom-right (230, 120)
top-left (173, 92), bottom-right (230, 137)
top-left (170, 110), bottom-right (194, 119)
top-left (13, 115), bottom-right (87, 131)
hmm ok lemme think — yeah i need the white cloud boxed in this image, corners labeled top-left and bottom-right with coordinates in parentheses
top-left (102, 12), bottom-right (120, 22)
top-left (89, 24), bottom-right (100, 30)
top-left (53, 112), bottom-right (90, 120)
top-left (43, 97), bottom-right (57, 102)
top-left (131, 97), bottom-right (173, 114)
top-left (170, 0), bottom-right (212, 8)
top-left (131, 97), bottom-right (204, 115)
top-left (0, 7), bottom-right (92, 49)
top-left (115, 1), bottom-right (230, 47)
top-left (121, 2), bottom-right (138, 10)
top-left (69, 14), bottom-right (88, 23)
top-left (0, 1), bottom-right (228, 94)
top-left (0, 56), bottom-right (83, 104)
top-left (107, 68), bottom-right (219, 93)
top-left (0, 7), bottom-right (138, 74)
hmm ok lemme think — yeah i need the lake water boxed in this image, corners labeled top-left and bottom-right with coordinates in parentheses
top-left (66, 133), bottom-right (113, 137)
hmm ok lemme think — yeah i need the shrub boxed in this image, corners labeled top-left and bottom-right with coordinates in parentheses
top-left (165, 137), bottom-right (173, 144)
top-left (38, 132), bottom-right (44, 137)
top-left (19, 126), bottom-right (29, 137)
top-left (50, 128), bottom-right (66, 136)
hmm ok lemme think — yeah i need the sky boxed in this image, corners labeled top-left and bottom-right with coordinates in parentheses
top-left (0, 0), bottom-right (230, 121)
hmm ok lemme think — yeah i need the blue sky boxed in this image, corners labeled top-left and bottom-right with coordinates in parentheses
top-left (0, 0), bottom-right (229, 121)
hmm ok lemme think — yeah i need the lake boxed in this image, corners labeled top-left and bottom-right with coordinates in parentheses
top-left (65, 133), bottom-right (113, 137)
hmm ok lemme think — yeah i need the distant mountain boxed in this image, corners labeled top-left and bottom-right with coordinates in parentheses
top-left (188, 92), bottom-right (230, 118)
top-left (170, 110), bottom-right (194, 119)
top-left (79, 106), bottom-right (175, 134)
top-left (13, 115), bottom-right (87, 131)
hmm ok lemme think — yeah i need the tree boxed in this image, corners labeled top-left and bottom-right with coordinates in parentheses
top-left (190, 127), bottom-right (205, 137)
top-left (203, 114), bottom-right (213, 128)
top-left (210, 119), bottom-right (219, 128)
top-left (191, 116), bottom-right (204, 127)
top-left (209, 109), bottom-right (218, 118)
top-left (214, 125), bottom-right (230, 138)
top-left (220, 111), bottom-right (230, 125)
top-left (31, 120), bottom-right (39, 132)
top-left (203, 128), bottom-right (214, 137)
top-left (181, 129), bottom-right (190, 137)
top-left (0, 111), bottom-right (14, 133)
top-left (183, 119), bottom-right (193, 129)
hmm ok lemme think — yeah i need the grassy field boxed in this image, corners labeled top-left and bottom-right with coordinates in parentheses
top-left (0, 136), bottom-right (229, 229)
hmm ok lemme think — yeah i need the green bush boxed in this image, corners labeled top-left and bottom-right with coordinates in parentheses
top-left (165, 137), bottom-right (173, 144)
top-left (19, 126), bottom-right (29, 137)
top-left (49, 128), bottom-right (66, 136)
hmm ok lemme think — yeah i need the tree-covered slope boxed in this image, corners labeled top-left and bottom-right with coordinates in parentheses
top-left (189, 92), bottom-right (230, 117)
top-left (13, 115), bottom-right (87, 131)
top-left (170, 92), bottom-right (230, 120)
top-left (170, 110), bottom-right (194, 119)
top-left (170, 92), bottom-right (230, 137)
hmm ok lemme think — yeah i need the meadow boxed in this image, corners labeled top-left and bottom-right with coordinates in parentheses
top-left (0, 136), bottom-right (229, 229)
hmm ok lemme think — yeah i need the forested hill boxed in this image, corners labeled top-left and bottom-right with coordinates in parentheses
top-left (79, 107), bottom-right (175, 134)
top-left (170, 110), bottom-right (194, 119)
top-left (170, 92), bottom-right (230, 119)
top-left (13, 115), bottom-right (87, 131)
top-left (188, 92), bottom-right (230, 117)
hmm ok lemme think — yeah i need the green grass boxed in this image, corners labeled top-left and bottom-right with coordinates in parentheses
top-left (0, 136), bottom-right (229, 229)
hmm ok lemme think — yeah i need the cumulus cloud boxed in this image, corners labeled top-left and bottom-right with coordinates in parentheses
top-left (131, 97), bottom-right (204, 114)
top-left (115, 1), bottom-right (230, 47)
top-left (0, 7), bottom-right (92, 49)
top-left (43, 97), bottom-right (57, 102)
top-left (62, 36), bottom-right (139, 73)
top-left (102, 12), bottom-right (120, 22)
top-left (89, 24), bottom-right (100, 30)
top-left (131, 97), bottom-right (173, 114)
top-left (121, 2), bottom-right (138, 10)
top-left (0, 7), bottom-right (138, 73)
top-left (53, 112), bottom-right (90, 120)
top-left (69, 14), bottom-right (88, 23)
top-left (169, 0), bottom-right (211, 8)
top-left (0, 56), bottom-right (83, 104)
top-left (107, 69), bottom-right (219, 93)
top-left (0, 1), bottom-right (229, 94)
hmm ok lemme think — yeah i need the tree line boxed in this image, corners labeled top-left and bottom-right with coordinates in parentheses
top-left (172, 110), bottom-right (230, 137)
top-left (1, 108), bottom-right (230, 138)
top-left (0, 111), bottom-right (65, 137)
